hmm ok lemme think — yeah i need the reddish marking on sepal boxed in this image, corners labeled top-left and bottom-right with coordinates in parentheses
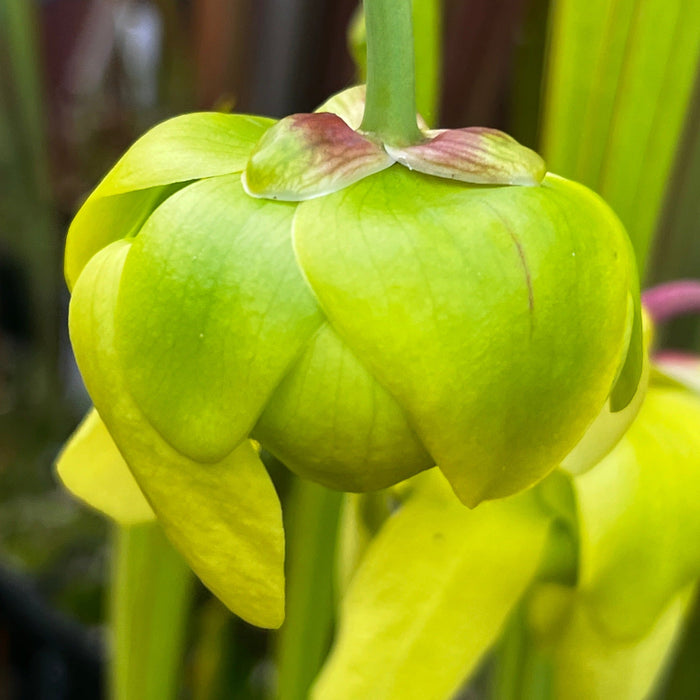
top-left (243, 112), bottom-right (393, 201)
top-left (385, 127), bottom-right (546, 186)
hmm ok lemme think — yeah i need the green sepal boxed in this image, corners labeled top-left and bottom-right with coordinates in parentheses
top-left (244, 84), bottom-right (542, 201)
top-left (115, 174), bottom-right (323, 463)
top-left (315, 84), bottom-right (428, 132)
top-left (294, 168), bottom-right (635, 506)
top-left (65, 113), bottom-right (273, 289)
top-left (315, 84), bottom-right (368, 130)
top-left (69, 239), bottom-right (286, 628)
top-left (56, 407), bottom-right (155, 525)
top-left (313, 470), bottom-right (551, 700)
top-left (65, 184), bottom-right (183, 292)
top-left (609, 286), bottom-right (644, 411)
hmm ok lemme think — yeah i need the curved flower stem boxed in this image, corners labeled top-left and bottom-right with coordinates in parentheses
top-left (361, 0), bottom-right (424, 146)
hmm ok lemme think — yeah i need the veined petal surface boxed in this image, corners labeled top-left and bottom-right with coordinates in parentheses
top-left (386, 127), bottom-right (546, 186)
top-left (69, 240), bottom-right (285, 628)
top-left (294, 167), bottom-right (634, 506)
top-left (313, 471), bottom-right (550, 700)
top-left (115, 174), bottom-right (323, 463)
top-left (65, 113), bottom-right (273, 288)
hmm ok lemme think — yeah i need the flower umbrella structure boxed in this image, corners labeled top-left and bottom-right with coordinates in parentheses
top-left (59, 85), bottom-right (641, 627)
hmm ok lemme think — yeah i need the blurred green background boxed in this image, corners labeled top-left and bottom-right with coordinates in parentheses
top-left (0, 0), bottom-right (698, 698)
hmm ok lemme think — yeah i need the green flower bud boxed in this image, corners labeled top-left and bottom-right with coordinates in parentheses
top-left (62, 87), bottom-right (641, 623)
top-left (66, 86), bottom-right (640, 507)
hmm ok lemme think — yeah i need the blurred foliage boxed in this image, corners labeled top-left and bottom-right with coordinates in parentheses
top-left (0, 0), bottom-right (698, 699)
top-left (110, 524), bottom-right (193, 700)
top-left (541, 0), bottom-right (700, 279)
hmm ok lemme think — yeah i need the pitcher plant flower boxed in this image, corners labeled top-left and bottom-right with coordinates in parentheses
top-left (56, 0), bottom-right (643, 629)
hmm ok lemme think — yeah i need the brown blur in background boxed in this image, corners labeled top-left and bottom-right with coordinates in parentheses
top-left (0, 1), bottom-right (698, 698)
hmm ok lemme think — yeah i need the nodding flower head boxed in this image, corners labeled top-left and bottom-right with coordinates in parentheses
top-left (62, 85), bottom-right (643, 626)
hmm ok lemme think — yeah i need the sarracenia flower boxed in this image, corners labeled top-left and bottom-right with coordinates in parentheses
top-left (59, 86), bottom-right (642, 627)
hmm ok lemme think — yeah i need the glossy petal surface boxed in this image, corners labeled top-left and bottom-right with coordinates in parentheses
top-left (70, 240), bottom-right (285, 628)
top-left (294, 168), bottom-right (634, 505)
top-left (115, 174), bottom-right (323, 462)
top-left (313, 471), bottom-right (550, 700)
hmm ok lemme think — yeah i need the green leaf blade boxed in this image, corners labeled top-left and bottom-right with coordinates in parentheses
top-left (111, 523), bottom-right (194, 700)
top-left (542, 0), bottom-right (700, 275)
top-left (313, 472), bottom-right (551, 700)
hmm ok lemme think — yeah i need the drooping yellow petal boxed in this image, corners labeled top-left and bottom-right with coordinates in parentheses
top-left (69, 240), bottom-right (285, 628)
top-left (56, 407), bottom-right (155, 525)
top-left (313, 471), bottom-right (551, 700)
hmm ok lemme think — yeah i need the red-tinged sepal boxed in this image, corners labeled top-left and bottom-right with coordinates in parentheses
top-left (385, 127), bottom-right (547, 186)
top-left (242, 112), bottom-right (393, 201)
